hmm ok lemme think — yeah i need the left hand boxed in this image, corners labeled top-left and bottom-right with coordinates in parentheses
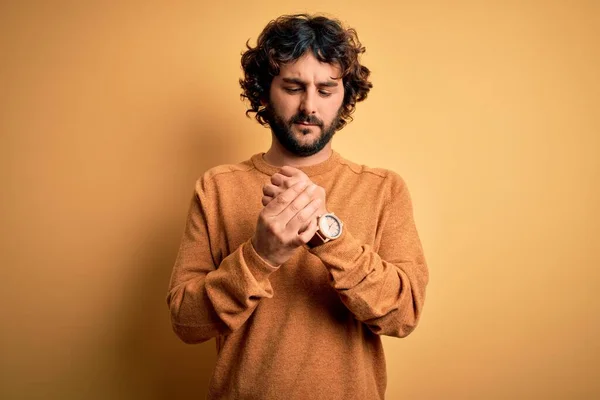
top-left (262, 166), bottom-right (328, 224)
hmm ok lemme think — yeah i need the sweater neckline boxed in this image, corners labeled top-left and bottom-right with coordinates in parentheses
top-left (251, 150), bottom-right (340, 177)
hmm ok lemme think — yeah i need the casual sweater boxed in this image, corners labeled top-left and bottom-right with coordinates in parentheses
top-left (167, 151), bottom-right (429, 400)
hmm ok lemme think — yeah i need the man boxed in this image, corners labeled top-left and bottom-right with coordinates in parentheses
top-left (167, 14), bottom-right (428, 399)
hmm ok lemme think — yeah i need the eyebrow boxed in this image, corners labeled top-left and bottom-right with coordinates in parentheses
top-left (281, 77), bottom-right (340, 87)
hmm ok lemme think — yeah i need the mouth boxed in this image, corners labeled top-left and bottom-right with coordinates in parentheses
top-left (294, 121), bottom-right (318, 126)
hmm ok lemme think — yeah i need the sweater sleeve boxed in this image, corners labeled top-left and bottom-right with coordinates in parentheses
top-left (308, 173), bottom-right (429, 338)
top-left (166, 178), bottom-right (279, 344)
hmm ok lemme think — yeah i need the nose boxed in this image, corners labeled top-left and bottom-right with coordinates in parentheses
top-left (300, 90), bottom-right (317, 114)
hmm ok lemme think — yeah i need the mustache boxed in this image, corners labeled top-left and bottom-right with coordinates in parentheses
top-left (290, 114), bottom-right (323, 126)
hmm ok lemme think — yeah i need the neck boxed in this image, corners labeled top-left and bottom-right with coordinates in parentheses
top-left (263, 135), bottom-right (333, 168)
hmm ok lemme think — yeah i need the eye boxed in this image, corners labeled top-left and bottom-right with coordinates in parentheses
top-left (284, 87), bottom-right (302, 93)
top-left (319, 90), bottom-right (332, 97)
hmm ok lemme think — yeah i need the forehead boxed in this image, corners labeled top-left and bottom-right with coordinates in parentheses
top-left (276, 52), bottom-right (342, 82)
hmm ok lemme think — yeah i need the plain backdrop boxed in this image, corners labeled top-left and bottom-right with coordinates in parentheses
top-left (1, 1), bottom-right (598, 399)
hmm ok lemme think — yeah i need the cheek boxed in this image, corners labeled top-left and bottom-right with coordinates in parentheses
top-left (271, 97), bottom-right (296, 119)
top-left (324, 97), bottom-right (344, 119)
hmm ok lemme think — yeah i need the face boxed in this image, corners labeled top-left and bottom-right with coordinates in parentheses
top-left (267, 52), bottom-right (345, 157)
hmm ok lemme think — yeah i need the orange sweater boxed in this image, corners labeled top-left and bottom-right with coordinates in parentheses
top-left (167, 151), bottom-right (429, 399)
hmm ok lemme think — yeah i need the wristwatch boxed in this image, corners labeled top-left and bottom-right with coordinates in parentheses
top-left (307, 212), bottom-right (344, 248)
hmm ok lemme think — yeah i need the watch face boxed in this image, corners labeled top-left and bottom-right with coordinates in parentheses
top-left (319, 214), bottom-right (342, 239)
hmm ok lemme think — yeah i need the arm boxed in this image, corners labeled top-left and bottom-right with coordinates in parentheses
top-left (166, 178), bottom-right (279, 344)
top-left (167, 177), bottom-right (322, 344)
top-left (309, 173), bottom-right (429, 338)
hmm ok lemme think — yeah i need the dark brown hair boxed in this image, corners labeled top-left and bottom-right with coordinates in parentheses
top-left (239, 14), bottom-right (373, 130)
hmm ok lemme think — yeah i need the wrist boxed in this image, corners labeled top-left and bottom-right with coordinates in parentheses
top-left (308, 212), bottom-right (344, 248)
top-left (251, 236), bottom-right (280, 267)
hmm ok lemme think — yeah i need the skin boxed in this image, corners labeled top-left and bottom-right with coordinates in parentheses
top-left (263, 51), bottom-right (345, 168)
top-left (251, 52), bottom-right (345, 266)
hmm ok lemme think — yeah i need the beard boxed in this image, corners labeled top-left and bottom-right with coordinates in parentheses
top-left (266, 102), bottom-right (343, 157)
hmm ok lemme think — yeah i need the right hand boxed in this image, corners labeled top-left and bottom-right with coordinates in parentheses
top-left (251, 180), bottom-right (322, 267)
top-left (262, 166), bottom-right (329, 221)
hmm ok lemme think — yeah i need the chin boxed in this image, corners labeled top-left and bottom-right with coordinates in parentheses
top-left (294, 124), bottom-right (319, 135)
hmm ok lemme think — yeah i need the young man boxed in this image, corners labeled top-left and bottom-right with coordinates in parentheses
top-left (167, 14), bottom-right (429, 399)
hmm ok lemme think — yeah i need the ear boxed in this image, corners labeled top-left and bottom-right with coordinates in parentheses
top-left (258, 97), bottom-right (269, 112)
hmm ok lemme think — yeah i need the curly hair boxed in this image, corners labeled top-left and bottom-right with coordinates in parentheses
top-left (239, 14), bottom-right (373, 131)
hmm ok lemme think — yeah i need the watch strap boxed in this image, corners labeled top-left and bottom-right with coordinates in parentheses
top-left (307, 230), bottom-right (329, 248)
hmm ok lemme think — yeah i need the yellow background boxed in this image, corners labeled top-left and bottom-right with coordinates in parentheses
top-left (1, 1), bottom-right (598, 399)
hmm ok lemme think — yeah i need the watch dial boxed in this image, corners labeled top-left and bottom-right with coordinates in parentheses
top-left (321, 215), bottom-right (341, 238)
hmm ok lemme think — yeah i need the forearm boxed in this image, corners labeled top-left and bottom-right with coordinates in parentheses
top-left (167, 276), bottom-right (229, 344)
top-left (168, 238), bottom-right (279, 343)
top-left (309, 229), bottom-right (428, 337)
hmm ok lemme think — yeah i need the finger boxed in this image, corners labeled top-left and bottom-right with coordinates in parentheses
top-left (295, 208), bottom-right (321, 245)
top-left (270, 173), bottom-right (287, 187)
top-left (271, 174), bottom-right (302, 190)
top-left (261, 195), bottom-right (273, 207)
top-left (279, 184), bottom-right (318, 224)
top-left (286, 195), bottom-right (321, 233)
top-left (279, 165), bottom-right (304, 178)
top-left (263, 180), bottom-right (309, 216)
top-left (298, 209), bottom-right (317, 234)
top-left (263, 184), bottom-right (281, 198)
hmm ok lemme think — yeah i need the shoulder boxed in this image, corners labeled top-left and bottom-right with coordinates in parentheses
top-left (195, 157), bottom-right (256, 193)
top-left (202, 159), bottom-right (254, 181)
top-left (335, 155), bottom-right (407, 191)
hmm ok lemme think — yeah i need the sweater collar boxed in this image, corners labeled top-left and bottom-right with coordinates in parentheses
top-left (251, 150), bottom-right (340, 177)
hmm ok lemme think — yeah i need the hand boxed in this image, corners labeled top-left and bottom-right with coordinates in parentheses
top-left (252, 180), bottom-right (322, 267)
top-left (262, 166), bottom-right (328, 218)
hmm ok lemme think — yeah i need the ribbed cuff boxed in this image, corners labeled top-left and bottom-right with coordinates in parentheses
top-left (307, 229), bottom-right (362, 271)
top-left (242, 239), bottom-right (280, 282)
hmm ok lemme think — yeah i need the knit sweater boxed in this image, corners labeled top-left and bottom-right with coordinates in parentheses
top-left (167, 151), bottom-right (429, 399)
